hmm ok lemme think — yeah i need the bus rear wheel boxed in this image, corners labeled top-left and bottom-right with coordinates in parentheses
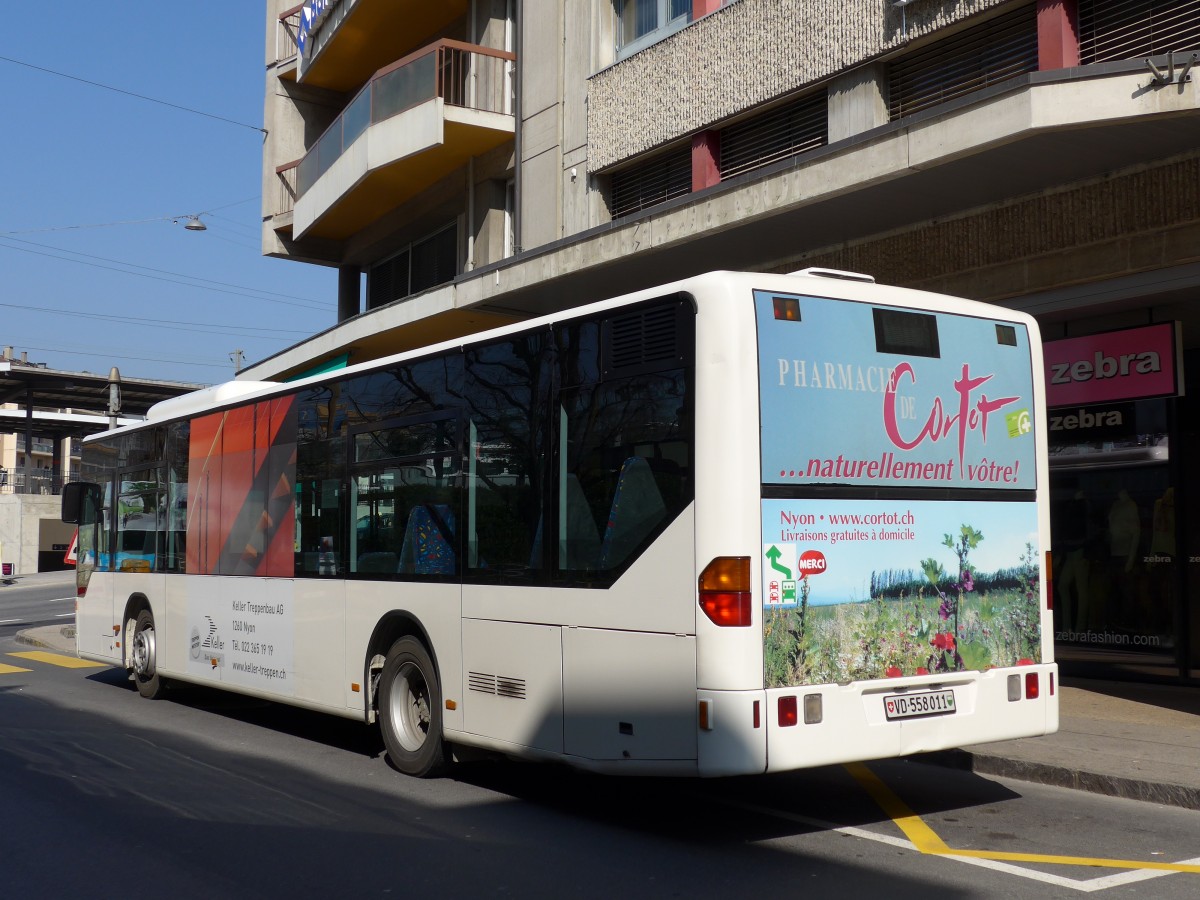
top-left (130, 609), bottom-right (166, 700)
top-left (379, 636), bottom-right (448, 778)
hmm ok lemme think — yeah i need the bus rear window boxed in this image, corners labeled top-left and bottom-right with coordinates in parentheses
top-left (873, 308), bottom-right (940, 358)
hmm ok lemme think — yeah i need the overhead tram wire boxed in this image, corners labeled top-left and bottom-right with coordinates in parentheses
top-left (0, 54), bottom-right (267, 135)
top-left (0, 235), bottom-right (330, 311)
top-left (0, 196), bottom-right (262, 236)
top-left (9, 342), bottom-right (251, 373)
top-left (0, 300), bottom-right (313, 340)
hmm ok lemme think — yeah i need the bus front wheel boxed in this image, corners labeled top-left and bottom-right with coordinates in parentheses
top-left (379, 636), bottom-right (448, 778)
top-left (130, 609), bottom-right (166, 700)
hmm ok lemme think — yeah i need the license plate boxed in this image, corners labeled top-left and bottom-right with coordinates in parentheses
top-left (883, 689), bottom-right (956, 720)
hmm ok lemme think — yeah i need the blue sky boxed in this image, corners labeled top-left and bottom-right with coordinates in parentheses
top-left (1, 3), bottom-right (337, 386)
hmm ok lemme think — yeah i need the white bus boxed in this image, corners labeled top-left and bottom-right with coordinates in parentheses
top-left (63, 269), bottom-right (1057, 778)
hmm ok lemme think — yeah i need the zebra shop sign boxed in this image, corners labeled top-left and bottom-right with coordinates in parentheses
top-left (1044, 322), bottom-right (1183, 407)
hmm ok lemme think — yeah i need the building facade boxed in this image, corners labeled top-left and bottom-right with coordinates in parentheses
top-left (258, 0), bottom-right (1200, 682)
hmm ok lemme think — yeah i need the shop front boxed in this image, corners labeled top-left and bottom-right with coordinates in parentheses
top-left (1045, 322), bottom-right (1192, 682)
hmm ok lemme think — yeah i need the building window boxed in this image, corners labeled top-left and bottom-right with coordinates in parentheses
top-left (887, 3), bottom-right (1038, 120)
top-left (719, 91), bottom-right (828, 180)
top-left (609, 145), bottom-right (691, 219)
top-left (368, 223), bottom-right (459, 309)
top-left (616, 0), bottom-right (690, 58)
top-left (1079, 0), bottom-right (1200, 63)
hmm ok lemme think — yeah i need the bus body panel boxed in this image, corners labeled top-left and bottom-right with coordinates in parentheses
top-left (696, 689), bottom-right (769, 777)
top-left (461, 617), bottom-right (564, 753)
top-left (75, 572), bottom-right (119, 664)
top-left (692, 282), bottom-right (768, 693)
top-left (159, 576), bottom-right (345, 710)
top-left (343, 579), bottom-right (463, 724)
top-left (562, 627), bottom-right (696, 761)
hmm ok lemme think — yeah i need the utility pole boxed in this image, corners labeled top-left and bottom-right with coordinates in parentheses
top-left (107, 367), bottom-right (122, 430)
top-left (230, 349), bottom-right (244, 373)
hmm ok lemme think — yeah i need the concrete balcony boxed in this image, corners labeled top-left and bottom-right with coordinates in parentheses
top-left (292, 39), bottom-right (514, 241)
top-left (297, 0), bottom-right (470, 93)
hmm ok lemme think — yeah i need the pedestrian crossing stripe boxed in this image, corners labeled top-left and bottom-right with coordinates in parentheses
top-left (0, 662), bottom-right (32, 674)
top-left (7, 651), bottom-right (105, 669)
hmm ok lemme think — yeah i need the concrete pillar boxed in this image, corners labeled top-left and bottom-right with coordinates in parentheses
top-left (1037, 0), bottom-right (1081, 70)
top-left (828, 65), bottom-right (889, 144)
top-left (692, 130), bottom-right (721, 192)
top-left (337, 265), bottom-right (360, 321)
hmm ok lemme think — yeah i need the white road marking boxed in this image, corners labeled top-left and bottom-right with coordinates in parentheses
top-left (719, 798), bottom-right (1198, 892)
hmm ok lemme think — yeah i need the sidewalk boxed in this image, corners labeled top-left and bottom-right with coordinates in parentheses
top-left (926, 678), bottom-right (1200, 810)
top-left (13, 619), bottom-right (1200, 809)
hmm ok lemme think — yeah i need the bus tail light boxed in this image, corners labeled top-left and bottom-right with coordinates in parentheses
top-left (778, 696), bottom-right (798, 727)
top-left (1008, 671), bottom-right (1042, 701)
top-left (698, 557), bottom-right (752, 627)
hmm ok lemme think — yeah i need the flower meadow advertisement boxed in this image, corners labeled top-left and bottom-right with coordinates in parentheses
top-left (754, 291), bottom-right (1043, 687)
top-left (761, 499), bottom-right (1041, 687)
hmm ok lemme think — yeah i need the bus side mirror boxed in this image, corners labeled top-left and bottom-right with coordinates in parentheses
top-left (62, 481), bottom-right (101, 525)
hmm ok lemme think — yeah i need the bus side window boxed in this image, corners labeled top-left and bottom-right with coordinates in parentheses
top-left (557, 371), bottom-right (692, 577)
top-left (598, 457), bottom-right (666, 569)
top-left (464, 333), bottom-right (551, 580)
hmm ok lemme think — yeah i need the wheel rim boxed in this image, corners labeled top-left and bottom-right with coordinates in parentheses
top-left (388, 661), bottom-right (430, 752)
top-left (132, 622), bottom-right (155, 678)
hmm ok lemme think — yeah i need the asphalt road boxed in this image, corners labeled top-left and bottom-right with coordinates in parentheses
top-left (0, 570), bottom-right (76, 636)
top-left (2, 624), bottom-right (1198, 898)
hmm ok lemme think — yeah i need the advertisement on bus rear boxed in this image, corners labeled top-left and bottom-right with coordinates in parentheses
top-left (755, 291), bottom-right (1037, 490)
top-left (761, 498), bottom-right (1041, 687)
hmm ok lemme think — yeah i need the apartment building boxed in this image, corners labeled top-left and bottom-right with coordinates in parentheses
top-left (258, 0), bottom-right (1200, 681)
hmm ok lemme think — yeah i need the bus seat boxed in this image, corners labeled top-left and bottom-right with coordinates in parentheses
top-left (399, 504), bottom-right (456, 575)
top-left (599, 457), bottom-right (665, 569)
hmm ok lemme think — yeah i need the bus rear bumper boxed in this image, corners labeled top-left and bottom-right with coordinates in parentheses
top-left (763, 664), bottom-right (1059, 774)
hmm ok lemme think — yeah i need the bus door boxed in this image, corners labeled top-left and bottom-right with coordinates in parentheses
top-left (69, 477), bottom-right (119, 661)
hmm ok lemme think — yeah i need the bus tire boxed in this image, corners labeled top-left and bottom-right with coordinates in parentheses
top-left (130, 609), bottom-right (166, 700)
top-left (379, 636), bottom-right (448, 778)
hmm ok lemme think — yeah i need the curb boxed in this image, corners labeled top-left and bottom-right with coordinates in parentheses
top-left (915, 748), bottom-right (1200, 812)
top-left (13, 625), bottom-right (76, 654)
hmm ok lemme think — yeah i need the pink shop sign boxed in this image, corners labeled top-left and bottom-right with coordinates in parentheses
top-left (1044, 323), bottom-right (1183, 407)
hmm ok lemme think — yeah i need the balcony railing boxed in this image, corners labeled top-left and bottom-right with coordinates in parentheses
top-left (0, 466), bottom-right (76, 496)
top-left (15, 436), bottom-right (58, 455)
top-left (276, 160), bottom-right (301, 217)
top-left (296, 39), bottom-right (515, 199)
top-left (276, 4), bottom-right (304, 64)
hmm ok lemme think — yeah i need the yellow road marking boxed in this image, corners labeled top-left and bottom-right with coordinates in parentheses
top-left (845, 762), bottom-right (1200, 875)
top-left (845, 762), bottom-right (951, 852)
top-left (7, 651), bottom-right (105, 669)
top-left (0, 662), bottom-right (32, 674)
